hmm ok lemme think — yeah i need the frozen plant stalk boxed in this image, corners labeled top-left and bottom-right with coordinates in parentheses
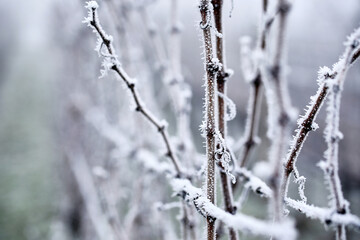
top-left (211, 0), bottom-right (238, 239)
top-left (322, 29), bottom-right (360, 240)
top-left (199, 0), bottom-right (218, 239)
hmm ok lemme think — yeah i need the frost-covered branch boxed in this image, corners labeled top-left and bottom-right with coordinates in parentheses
top-left (280, 27), bottom-right (360, 240)
top-left (211, 0), bottom-right (237, 239)
top-left (285, 198), bottom-right (360, 230)
top-left (103, 0), bottom-right (132, 71)
top-left (198, 0), bottom-right (218, 239)
top-left (83, 1), bottom-right (183, 176)
top-left (281, 69), bottom-right (333, 199)
top-left (321, 28), bottom-right (360, 240)
top-left (235, 168), bottom-right (273, 198)
top-left (281, 28), bottom-right (360, 203)
top-left (171, 179), bottom-right (297, 240)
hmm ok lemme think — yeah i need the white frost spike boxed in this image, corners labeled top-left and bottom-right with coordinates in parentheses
top-left (199, 120), bottom-right (207, 138)
top-left (218, 92), bottom-right (236, 121)
top-left (311, 122), bottom-right (319, 131)
top-left (85, 1), bottom-right (99, 9)
top-left (317, 66), bottom-right (332, 83)
top-left (100, 58), bottom-right (115, 78)
top-left (83, 1), bottom-right (121, 79)
top-left (210, 57), bottom-right (222, 71)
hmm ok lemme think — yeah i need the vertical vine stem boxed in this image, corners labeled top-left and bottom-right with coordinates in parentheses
top-left (84, 1), bottom-right (183, 177)
top-left (211, 1), bottom-right (238, 240)
top-left (199, 0), bottom-right (218, 239)
top-left (168, 1), bottom-right (196, 238)
top-left (238, 0), bottom-right (270, 168)
top-left (168, 0), bottom-right (195, 167)
top-left (262, 0), bottom-right (293, 223)
top-left (322, 30), bottom-right (360, 240)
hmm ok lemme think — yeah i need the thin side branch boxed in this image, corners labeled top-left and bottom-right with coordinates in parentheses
top-left (83, 1), bottom-right (183, 176)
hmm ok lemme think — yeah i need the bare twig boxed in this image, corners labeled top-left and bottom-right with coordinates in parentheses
top-left (83, 1), bottom-right (183, 176)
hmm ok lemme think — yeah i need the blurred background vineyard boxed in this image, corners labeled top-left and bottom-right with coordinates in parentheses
top-left (1, 0), bottom-right (360, 239)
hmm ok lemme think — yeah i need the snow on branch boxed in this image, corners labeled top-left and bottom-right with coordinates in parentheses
top-left (83, 1), bottom-right (183, 176)
top-left (235, 168), bottom-right (272, 198)
top-left (171, 179), bottom-right (297, 240)
top-left (285, 198), bottom-right (360, 230)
